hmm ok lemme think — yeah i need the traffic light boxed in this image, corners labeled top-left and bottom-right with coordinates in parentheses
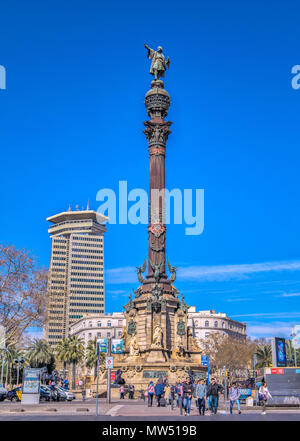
top-left (227, 371), bottom-right (230, 379)
top-left (222, 367), bottom-right (226, 376)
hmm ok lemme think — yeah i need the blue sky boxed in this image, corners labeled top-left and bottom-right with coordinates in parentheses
top-left (1, 0), bottom-right (300, 340)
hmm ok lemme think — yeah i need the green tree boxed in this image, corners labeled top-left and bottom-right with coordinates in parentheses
top-left (0, 244), bottom-right (48, 342)
top-left (4, 342), bottom-right (25, 386)
top-left (85, 337), bottom-right (105, 379)
top-left (63, 336), bottom-right (85, 389)
top-left (255, 345), bottom-right (272, 368)
top-left (26, 338), bottom-right (52, 368)
top-left (285, 340), bottom-right (300, 366)
top-left (56, 339), bottom-right (70, 377)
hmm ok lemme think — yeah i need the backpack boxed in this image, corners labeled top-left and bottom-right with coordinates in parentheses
top-left (160, 397), bottom-right (166, 407)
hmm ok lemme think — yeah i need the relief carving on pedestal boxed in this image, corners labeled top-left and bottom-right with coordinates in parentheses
top-left (149, 230), bottom-right (165, 253)
top-left (127, 319), bottom-right (136, 336)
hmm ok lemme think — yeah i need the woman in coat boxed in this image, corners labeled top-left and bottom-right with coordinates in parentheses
top-left (258, 381), bottom-right (272, 415)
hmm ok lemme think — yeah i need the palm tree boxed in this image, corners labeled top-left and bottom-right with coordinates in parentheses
top-left (4, 343), bottom-right (24, 386)
top-left (255, 345), bottom-right (272, 368)
top-left (56, 339), bottom-right (70, 377)
top-left (26, 338), bottom-right (52, 368)
top-left (286, 340), bottom-right (295, 366)
top-left (286, 340), bottom-right (300, 366)
top-left (63, 336), bottom-right (85, 389)
top-left (85, 337), bottom-right (105, 379)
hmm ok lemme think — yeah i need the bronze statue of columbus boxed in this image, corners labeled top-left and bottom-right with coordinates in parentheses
top-left (144, 44), bottom-right (170, 80)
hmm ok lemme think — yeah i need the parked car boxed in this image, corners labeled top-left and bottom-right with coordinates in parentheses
top-left (40, 385), bottom-right (51, 402)
top-left (57, 386), bottom-right (75, 401)
top-left (55, 386), bottom-right (67, 401)
top-left (0, 384), bottom-right (7, 401)
top-left (44, 385), bottom-right (67, 401)
top-left (7, 386), bottom-right (22, 402)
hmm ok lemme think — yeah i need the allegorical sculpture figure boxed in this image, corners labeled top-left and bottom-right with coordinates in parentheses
top-left (152, 325), bottom-right (163, 348)
top-left (144, 44), bottom-right (170, 80)
top-left (129, 335), bottom-right (140, 357)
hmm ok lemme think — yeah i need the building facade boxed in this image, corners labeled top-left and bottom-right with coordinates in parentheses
top-left (188, 307), bottom-right (247, 341)
top-left (69, 313), bottom-right (125, 346)
top-left (44, 207), bottom-right (108, 347)
top-left (69, 308), bottom-right (246, 347)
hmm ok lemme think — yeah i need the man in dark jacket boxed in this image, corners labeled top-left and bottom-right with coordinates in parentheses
top-left (206, 378), bottom-right (223, 414)
top-left (154, 380), bottom-right (165, 407)
top-left (183, 379), bottom-right (194, 416)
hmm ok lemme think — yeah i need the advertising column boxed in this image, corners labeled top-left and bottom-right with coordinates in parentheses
top-left (21, 368), bottom-right (41, 404)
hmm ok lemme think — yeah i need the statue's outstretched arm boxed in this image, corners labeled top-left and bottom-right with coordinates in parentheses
top-left (144, 44), bottom-right (154, 58)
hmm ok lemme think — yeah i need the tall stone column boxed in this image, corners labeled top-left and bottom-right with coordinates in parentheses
top-left (143, 79), bottom-right (172, 279)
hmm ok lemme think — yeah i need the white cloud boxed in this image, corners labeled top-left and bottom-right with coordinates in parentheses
top-left (105, 259), bottom-right (300, 285)
top-left (246, 322), bottom-right (294, 338)
top-left (276, 292), bottom-right (300, 298)
top-left (107, 290), bottom-right (128, 295)
top-left (177, 260), bottom-right (300, 282)
top-left (231, 312), bottom-right (300, 319)
top-left (105, 267), bottom-right (136, 284)
top-left (226, 297), bottom-right (252, 302)
top-left (25, 328), bottom-right (43, 339)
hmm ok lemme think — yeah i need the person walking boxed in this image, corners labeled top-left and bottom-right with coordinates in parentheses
top-left (146, 381), bottom-right (154, 407)
top-left (128, 384), bottom-right (134, 399)
top-left (229, 382), bottom-right (241, 415)
top-left (196, 379), bottom-right (207, 416)
top-left (154, 380), bottom-right (165, 407)
top-left (259, 381), bottom-right (272, 415)
top-left (183, 378), bottom-right (194, 416)
top-left (164, 383), bottom-right (170, 407)
top-left (120, 385), bottom-right (125, 399)
top-left (176, 381), bottom-right (184, 414)
top-left (206, 378), bottom-right (223, 415)
top-left (169, 384), bottom-right (176, 410)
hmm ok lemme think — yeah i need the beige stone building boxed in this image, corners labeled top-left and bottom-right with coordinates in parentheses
top-left (69, 313), bottom-right (125, 346)
top-left (44, 207), bottom-right (108, 347)
top-left (188, 307), bottom-right (246, 341)
top-left (69, 308), bottom-right (246, 348)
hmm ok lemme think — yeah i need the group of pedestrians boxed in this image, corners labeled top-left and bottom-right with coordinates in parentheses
top-left (145, 377), bottom-right (221, 416)
top-left (143, 377), bottom-right (273, 416)
top-left (119, 384), bottom-right (135, 399)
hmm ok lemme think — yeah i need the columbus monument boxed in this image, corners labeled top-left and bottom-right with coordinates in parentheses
top-left (107, 45), bottom-right (206, 388)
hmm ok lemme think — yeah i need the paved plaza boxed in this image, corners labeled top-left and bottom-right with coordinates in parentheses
top-left (0, 398), bottom-right (299, 421)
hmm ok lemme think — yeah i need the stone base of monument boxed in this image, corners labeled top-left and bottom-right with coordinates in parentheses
top-left (146, 348), bottom-right (168, 363)
top-left (112, 359), bottom-right (207, 390)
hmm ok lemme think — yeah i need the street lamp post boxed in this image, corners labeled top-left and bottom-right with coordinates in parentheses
top-left (5, 355), bottom-right (8, 387)
top-left (253, 354), bottom-right (257, 406)
top-left (14, 358), bottom-right (25, 386)
top-left (107, 337), bottom-right (112, 404)
top-left (0, 351), bottom-right (5, 385)
top-left (95, 342), bottom-right (100, 416)
top-left (291, 326), bottom-right (298, 367)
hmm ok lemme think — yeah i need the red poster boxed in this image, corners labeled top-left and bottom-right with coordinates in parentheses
top-left (278, 368), bottom-right (283, 374)
top-left (271, 368), bottom-right (277, 374)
